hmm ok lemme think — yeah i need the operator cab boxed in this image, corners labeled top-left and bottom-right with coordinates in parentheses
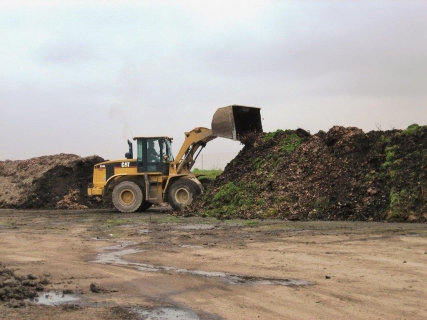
top-left (133, 136), bottom-right (174, 175)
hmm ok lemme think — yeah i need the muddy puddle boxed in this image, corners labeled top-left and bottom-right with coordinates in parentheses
top-left (132, 306), bottom-right (200, 320)
top-left (178, 224), bottom-right (217, 230)
top-left (30, 290), bottom-right (80, 305)
top-left (92, 241), bottom-right (313, 287)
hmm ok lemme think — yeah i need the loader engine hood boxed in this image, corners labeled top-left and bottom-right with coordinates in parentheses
top-left (211, 105), bottom-right (263, 141)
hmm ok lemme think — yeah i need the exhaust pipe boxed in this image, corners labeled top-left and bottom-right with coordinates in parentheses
top-left (211, 105), bottom-right (263, 141)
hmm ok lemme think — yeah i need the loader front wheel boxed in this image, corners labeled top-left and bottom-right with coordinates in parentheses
top-left (112, 181), bottom-right (143, 213)
top-left (168, 179), bottom-right (201, 211)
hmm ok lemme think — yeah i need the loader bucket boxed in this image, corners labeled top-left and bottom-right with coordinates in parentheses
top-left (211, 105), bottom-right (263, 141)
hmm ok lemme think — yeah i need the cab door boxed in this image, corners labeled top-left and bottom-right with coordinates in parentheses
top-left (137, 138), bottom-right (163, 173)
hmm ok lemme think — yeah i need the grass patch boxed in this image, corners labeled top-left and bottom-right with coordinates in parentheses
top-left (193, 168), bottom-right (223, 180)
top-left (401, 124), bottom-right (425, 135)
top-left (382, 145), bottom-right (398, 168)
top-left (243, 220), bottom-right (259, 226)
top-left (263, 129), bottom-right (285, 141)
top-left (281, 133), bottom-right (303, 154)
top-left (106, 219), bottom-right (128, 226)
top-left (202, 181), bottom-right (262, 218)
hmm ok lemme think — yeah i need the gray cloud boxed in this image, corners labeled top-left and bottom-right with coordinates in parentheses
top-left (40, 42), bottom-right (97, 64)
top-left (193, 2), bottom-right (427, 98)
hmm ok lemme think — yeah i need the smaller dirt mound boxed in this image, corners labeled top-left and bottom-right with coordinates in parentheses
top-left (0, 154), bottom-right (107, 209)
top-left (0, 262), bottom-right (48, 307)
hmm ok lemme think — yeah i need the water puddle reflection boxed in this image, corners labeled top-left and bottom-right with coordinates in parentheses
top-left (92, 242), bottom-right (313, 287)
top-left (133, 306), bottom-right (200, 320)
top-left (30, 290), bottom-right (80, 305)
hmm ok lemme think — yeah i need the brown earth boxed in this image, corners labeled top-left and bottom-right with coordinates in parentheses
top-left (0, 209), bottom-right (426, 319)
top-left (185, 125), bottom-right (427, 222)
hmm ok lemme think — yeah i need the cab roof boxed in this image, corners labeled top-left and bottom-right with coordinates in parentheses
top-left (133, 136), bottom-right (173, 140)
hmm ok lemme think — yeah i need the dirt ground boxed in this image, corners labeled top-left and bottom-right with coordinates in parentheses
top-left (0, 208), bottom-right (426, 320)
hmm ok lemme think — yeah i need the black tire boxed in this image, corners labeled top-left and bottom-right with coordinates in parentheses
top-left (137, 201), bottom-right (153, 212)
top-left (168, 179), bottom-right (201, 211)
top-left (112, 181), bottom-right (143, 213)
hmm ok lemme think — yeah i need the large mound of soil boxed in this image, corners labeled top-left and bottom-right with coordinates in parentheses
top-left (0, 154), bottom-right (106, 209)
top-left (185, 125), bottom-right (427, 222)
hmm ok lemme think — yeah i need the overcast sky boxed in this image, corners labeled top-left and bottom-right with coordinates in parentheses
top-left (1, 0), bottom-right (426, 166)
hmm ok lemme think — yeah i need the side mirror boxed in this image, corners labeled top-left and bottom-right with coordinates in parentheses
top-left (125, 140), bottom-right (133, 159)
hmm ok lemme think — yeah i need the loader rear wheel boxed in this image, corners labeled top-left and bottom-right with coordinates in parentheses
top-left (168, 179), bottom-right (201, 211)
top-left (112, 181), bottom-right (143, 213)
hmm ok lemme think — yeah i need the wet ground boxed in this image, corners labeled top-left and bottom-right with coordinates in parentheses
top-left (0, 208), bottom-right (426, 319)
top-left (91, 240), bottom-right (313, 287)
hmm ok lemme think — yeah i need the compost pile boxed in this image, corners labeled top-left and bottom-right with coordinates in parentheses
top-left (185, 125), bottom-right (427, 222)
top-left (0, 154), bottom-right (106, 210)
top-left (0, 262), bottom-right (48, 307)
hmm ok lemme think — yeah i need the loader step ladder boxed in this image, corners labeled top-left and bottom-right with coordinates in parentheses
top-left (144, 174), bottom-right (160, 201)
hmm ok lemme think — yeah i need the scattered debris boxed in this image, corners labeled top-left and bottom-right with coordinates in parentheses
top-left (89, 282), bottom-right (118, 293)
top-left (55, 189), bottom-right (88, 210)
top-left (89, 282), bottom-right (102, 293)
top-left (0, 262), bottom-right (46, 307)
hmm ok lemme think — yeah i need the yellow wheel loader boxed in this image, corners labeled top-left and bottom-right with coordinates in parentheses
top-left (87, 105), bottom-right (262, 212)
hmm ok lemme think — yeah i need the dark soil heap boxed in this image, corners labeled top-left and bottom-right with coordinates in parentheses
top-left (0, 262), bottom-right (48, 307)
top-left (0, 154), bottom-right (106, 209)
top-left (185, 124), bottom-right (427, 222)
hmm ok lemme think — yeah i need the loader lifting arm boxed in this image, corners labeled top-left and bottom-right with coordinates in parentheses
top-left (172, 127), bottom-right (216, 175)
top-left (171, 105), bottom-right (263, 175)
